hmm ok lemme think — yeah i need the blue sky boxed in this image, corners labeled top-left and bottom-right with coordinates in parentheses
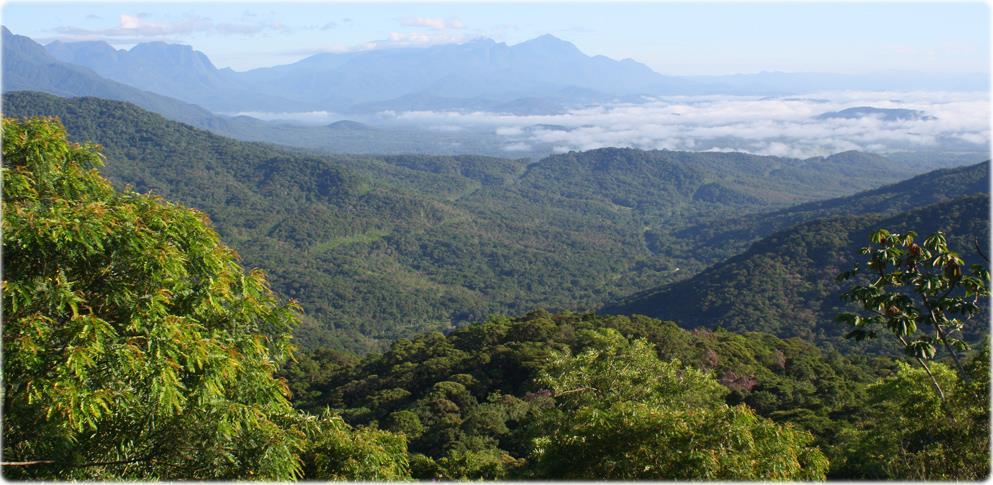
top-left (3, 1), bottom-right (989, 75)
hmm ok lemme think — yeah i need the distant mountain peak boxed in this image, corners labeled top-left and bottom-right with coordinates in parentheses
top-left (513, 34), bottom-right (582, 55)
top-left (530, 33), bottom-right (568, 43)
top-left (462, 36), bottom-right (499, 46)
top-left (129, 41), bottom-right (197, 56)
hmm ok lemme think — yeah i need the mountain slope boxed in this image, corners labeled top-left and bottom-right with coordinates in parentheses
top-left (290, 310), bottom-right (894, 478)
top-left (603, 195), bottom-right (990, 348)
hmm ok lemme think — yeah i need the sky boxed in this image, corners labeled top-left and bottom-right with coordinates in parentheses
top-left (2, 1), bottom-right (989, 75)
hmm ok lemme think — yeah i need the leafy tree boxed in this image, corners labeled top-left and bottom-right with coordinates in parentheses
top-left (1, 117), bottom-right (410, 480)
top-left (296, 410), bottom-right (410, 480)
top-left (523, 329), bottom-right (829, 480)
top-left (837, 229), bottom-right (990, 399)
top-left (830, 348), bottom-right (990, 479)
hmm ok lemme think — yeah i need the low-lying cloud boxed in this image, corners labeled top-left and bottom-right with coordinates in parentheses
top-left (382, 91), bottom-right (990, 158)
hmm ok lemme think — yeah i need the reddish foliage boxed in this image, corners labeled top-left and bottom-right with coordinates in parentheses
top-left (720, 371), bottom-right (758, 393)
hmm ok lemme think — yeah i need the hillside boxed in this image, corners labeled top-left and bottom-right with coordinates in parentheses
top-left (4, 103), bottom-right (988, 482)
top-left (603, 195), bottom-right (990, 348)
top-left (678, 161), bottom-right (990, 256)
top-left (2, 91), bottom-right (941, 353)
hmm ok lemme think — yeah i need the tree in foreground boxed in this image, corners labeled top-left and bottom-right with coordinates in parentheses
top-left (1, 117), bottom-right (409, 480)
top-left (522, 328), bottom-right (829, 480)
top-left (834, 228), bottom-right (990, 479)
top-left (837, 229), bottom-right (989, 398)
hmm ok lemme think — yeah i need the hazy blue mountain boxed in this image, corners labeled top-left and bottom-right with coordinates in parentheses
top-left (21, 27), bottom-right (991, 115)
top-left (815, 106), bottom-right (936, 121)
top-left (0, 27), bottom-right (220, 126)
top-left (42, 33), bottom-right (682, 113)
top-left (327, 120), bottom-right (374, 130)
top-left (235, 35), bottom-right (689, 112)
top-left (45, 38), bottom-right (300, 111)
top-left (5, 29), bottom-right (492, 155)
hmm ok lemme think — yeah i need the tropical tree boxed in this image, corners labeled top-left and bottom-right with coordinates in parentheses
top-left (522, 329), bottom-right (829, 480)
top-left (1, 117), bottom-right (410, 480)
top-left (837, 229), bottom-right (990, 400)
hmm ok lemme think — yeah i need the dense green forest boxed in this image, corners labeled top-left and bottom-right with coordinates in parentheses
top-left (282, 310), bottom-right (988, 479)
top-left (3, 114), bottom-right (989, 480)
top-left (605, 194), bottom-right (990, 348)
top-left (2, 91), bottom-right (951, 353)
top-left (676, 161), bottom-right (990, 255)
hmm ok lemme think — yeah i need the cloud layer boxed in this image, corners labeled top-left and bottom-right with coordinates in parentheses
top-left (379, 91), bottom-right (990, 158)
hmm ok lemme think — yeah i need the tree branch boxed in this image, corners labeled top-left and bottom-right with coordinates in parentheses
top-left (554, 386), bottom-right (598, 397)
top-left (2, 454), bottom-right (154, 469)
top-left (974, 237), bottom-right (989, 264)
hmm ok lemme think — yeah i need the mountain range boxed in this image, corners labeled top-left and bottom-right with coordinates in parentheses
top-left (39, 32), bottom-right (688, 113)
top-left (0, 27), bottom-right (521, 156)
top-left (12, 26), bottom-right (987, 116)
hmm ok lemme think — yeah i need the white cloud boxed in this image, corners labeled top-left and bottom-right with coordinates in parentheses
top-left (401, 17), bottom-right (465, 31)
top-left (382, 31), bottom-right (467, 48)
top-left (379, 91), bottom-right (990, 158)
top-left (428, 125), bottom-right (465, 132)
top-left (502, 142), bottom-right (532, 152)
top-left (52, 13), bottom-right (288, 41)
top-left (495, 127), bottom-right (523, 136)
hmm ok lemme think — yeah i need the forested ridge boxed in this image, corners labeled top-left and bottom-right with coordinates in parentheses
top-left (2, 91), bottom-right (951, 353)
top-left (604, 194), bottom-right (990, 348)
